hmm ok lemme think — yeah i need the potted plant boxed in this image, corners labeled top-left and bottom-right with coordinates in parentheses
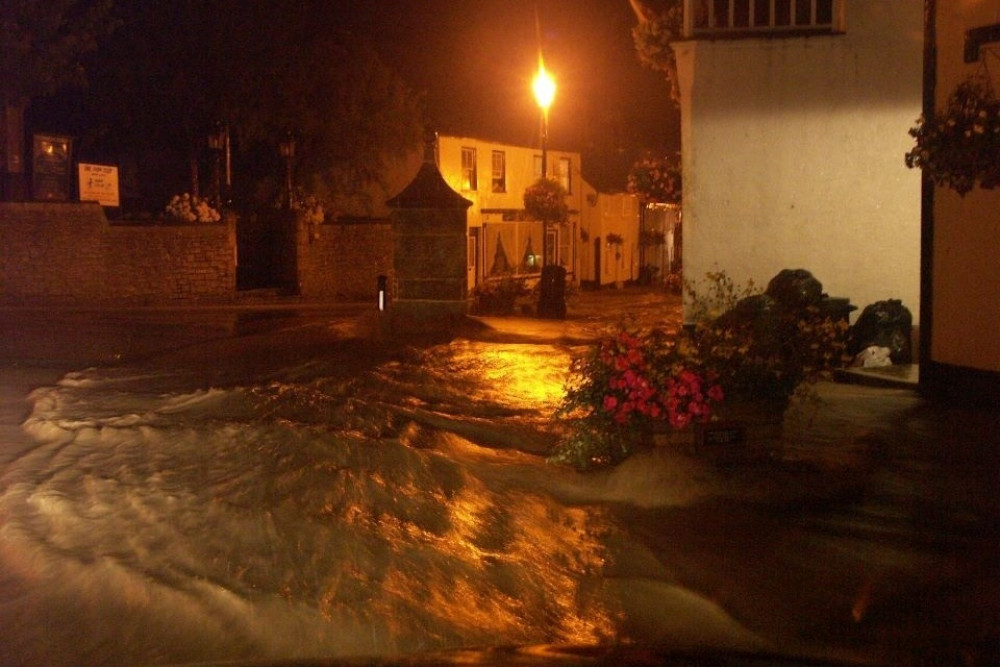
top-left (550, 270), bottom-right (850, 470)
top-left (905, 75), bottom-right (1000, 196)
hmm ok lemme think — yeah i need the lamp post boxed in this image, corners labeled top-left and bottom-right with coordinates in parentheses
top-left (532, 61), bottom-right (555, 179)
top-left (206, 123), bottom-right (226, 210)
top-left (278, 132), bottom-right (296, 210)
top-left (532, 60), bottom-right (555, 266)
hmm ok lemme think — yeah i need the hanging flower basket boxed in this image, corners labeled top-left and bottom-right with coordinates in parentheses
top-left (905, 76), bottom-right (1000, 196)
top-left (523, 178), bottom-right (569, 222)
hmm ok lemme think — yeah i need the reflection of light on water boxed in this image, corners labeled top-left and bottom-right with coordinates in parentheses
top-left (362, 443), bottom-right (618, 646)
top-left (440, 343), bottom-right (570, 411)
top-left (5, 342), bottom-right (625, 663)
top-left (298, 432), bottom-right (620, 648)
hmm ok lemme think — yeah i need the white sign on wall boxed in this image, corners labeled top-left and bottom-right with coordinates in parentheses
top-left (78, 163), bottom-right (120, 207)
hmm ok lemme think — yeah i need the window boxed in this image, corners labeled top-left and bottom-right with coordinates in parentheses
top-left (491, 150), bottom-right (506, 193)
top-left (558, 158), bottom-right (572, 193)
top-left (461, 147), bottom-right (477, 191)
top-left (689, 0), bottom-right (842, 36)
top-left (533, 155), bottom-right (544, 180)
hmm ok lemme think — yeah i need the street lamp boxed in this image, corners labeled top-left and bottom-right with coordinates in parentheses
top-left (532, 60), bottom-right (555, 179)
top-left (278, 132), bottom-right (296, 210)
top-left (206, 123), bottom-right (226, 210)
top-left (533, 60), bottom-right (556, 267)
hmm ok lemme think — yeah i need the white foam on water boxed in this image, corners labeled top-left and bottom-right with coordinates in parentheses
top-left (0, 342), bottom-right (760, 666)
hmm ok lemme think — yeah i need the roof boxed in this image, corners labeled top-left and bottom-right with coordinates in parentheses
top-left (386, 161), bottom-right (473, 210)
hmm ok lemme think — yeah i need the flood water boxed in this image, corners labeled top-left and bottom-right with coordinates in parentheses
top-left (0, 297), bottom-right (996, 665)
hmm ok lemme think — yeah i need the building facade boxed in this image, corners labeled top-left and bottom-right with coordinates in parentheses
top-left (433, 134), bottom-right (583, 291)
top-left (430, 134), bottom-right (650, 291)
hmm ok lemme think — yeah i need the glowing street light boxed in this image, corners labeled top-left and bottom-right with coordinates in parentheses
top-left (532, 60), bottom-right (556, 179)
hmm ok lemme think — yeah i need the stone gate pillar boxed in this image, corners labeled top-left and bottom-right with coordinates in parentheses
top-left (385, 147), bottom-right (472, 326)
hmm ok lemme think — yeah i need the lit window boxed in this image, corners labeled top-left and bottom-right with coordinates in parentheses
top-left (533, 155), bottom-right (544, 179)
top-left (461, 147), bottom-right (477, 191)
top-left (491, 150), bottom-right (506, 193)
top-left (558, 158), bottom-right (572, 193)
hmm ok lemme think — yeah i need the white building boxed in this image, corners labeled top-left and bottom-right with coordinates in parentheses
top-left (671, 0), bottom-right (924, 323)
top-left (432, 134), bottom-right (648, 291)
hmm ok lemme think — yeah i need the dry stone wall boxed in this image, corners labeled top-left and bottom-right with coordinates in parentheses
top-left (1, 203), bottom-right (235, 304)
top-left (296, 217), bottom-right (393, 301)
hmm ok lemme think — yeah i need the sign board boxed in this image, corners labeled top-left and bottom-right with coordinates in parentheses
top-left (32, 134), bottom-right (73, 201)
top-left (78, 163), bottom-right (120, 207)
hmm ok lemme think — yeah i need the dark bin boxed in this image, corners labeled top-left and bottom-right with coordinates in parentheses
top-left (537, 265), bottom-right (567, 320)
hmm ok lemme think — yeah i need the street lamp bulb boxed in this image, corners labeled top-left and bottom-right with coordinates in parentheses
top-left (533, 65), bottom-right (556, 110)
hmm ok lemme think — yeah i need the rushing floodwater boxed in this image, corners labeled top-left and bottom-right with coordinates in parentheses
top-left (0, 323), bottom-right (763, 666)
top-left (3, 307), bottom-right (996, 666)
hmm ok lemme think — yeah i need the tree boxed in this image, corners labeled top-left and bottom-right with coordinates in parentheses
top-left (628, 0), bottom-right (683, 104)
top-left (0, 0), bottom-right (115, 106)
top-left (71, 0), bottom-right (424, 212)
top-left (1, 0), bottom-right (115, 198)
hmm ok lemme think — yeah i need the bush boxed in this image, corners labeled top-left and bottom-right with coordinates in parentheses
top-left (472, 276), bottom-right (529, 315)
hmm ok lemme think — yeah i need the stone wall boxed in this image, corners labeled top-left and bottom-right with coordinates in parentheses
top-left (296, 217), bottom-right (394, 301)
top-left (1, 202), bottom-right (235, 304)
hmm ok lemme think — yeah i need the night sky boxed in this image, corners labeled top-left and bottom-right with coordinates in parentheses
top-left (341, 0), bottom-right (679, 188)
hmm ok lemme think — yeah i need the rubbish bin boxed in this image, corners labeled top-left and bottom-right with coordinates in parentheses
top-left (537, 265), bottom-right (566, 320)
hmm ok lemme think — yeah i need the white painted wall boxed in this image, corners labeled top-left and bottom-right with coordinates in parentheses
top-left (580, 188), bottom-right (642, 286)
top-left (435, 135), bottom-right (586, 285)
top-left (673, 0), bottom-right (924, 323)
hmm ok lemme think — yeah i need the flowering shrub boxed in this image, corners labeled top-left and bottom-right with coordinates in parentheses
top-left (627, 155), bottom-right (681, 204)
top-left (471, 275), bottom-right (529, 315)
top-left (552, 327), bottom-right (724, 469)
top-left (165, 193), bottom-right (221, 223)
top-left (905, 76), bottom-right (1000, 196)
top-left (523, 178), bottom-right (569, 223)
top-left (550, 270), bottom-right (849, 470)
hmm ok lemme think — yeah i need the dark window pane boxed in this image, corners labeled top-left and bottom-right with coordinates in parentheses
top-left (775, 0), bottom-right (791, 26)
top-left (694, 0), bottom-right (710, 29)
top-left (713, 0), bottom-right (730, 28)
top-left (795, 0), bottom-right (811, 25)
top-left (753, 0), bottom-right (771, 27)
top-left (734, 0), bottom-right (750, 27)
top-left (816, 0), bottom-right (833, 25)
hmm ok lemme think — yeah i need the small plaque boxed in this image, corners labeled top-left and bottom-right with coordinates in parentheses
top-left (696, 421), bottom-right (747, 448)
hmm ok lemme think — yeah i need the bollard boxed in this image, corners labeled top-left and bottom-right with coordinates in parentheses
top-left (377, 275), bottom-right (388, 312)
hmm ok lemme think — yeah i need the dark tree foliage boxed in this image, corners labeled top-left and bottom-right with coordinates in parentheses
top-left (0, 0), bottom-right (116, 104)
top-left (628, 0), bottom-right (683, 103)
top-left (34, 0), bottom-right (423, 210)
